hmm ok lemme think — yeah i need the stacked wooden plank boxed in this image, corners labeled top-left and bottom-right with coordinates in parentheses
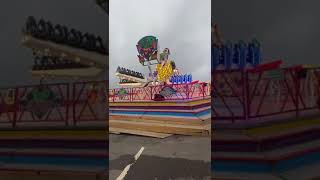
top-left (0, 129), bottom-right (108, 177)
top-left (109, 98), bottom-right (211, 138)
top-left (212, 117), bottom-right (320, 180)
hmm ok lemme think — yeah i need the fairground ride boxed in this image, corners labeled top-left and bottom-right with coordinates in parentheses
top-left (21, 0), bottom-right (108, 79)
top-left (115, 36), bottom-right (198, 89)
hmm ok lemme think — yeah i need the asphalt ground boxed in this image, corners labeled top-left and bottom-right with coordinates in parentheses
top-left (0, 171), bottom-right (107, 180)
top-left (109, 134), bottom-right (211, 180)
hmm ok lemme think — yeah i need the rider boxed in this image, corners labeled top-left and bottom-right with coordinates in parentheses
top-left (155, 48), bottom-right (175, 85)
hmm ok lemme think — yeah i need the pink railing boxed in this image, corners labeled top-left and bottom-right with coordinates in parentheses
top-left (73, 80), bottom-right (107, 125)
top-left (0, 80), bottom-right (107, 127)
top-left (3, 67), bottom-right (318, 127)
top-left (109, 82), bottom-right (211, 102)
top-left (212, 67), bottom-right (320, 122)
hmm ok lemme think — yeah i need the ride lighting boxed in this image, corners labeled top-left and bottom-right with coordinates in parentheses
top-left (171, 74), bottom-right (192, 84)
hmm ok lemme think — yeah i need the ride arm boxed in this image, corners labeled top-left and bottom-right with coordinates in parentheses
top-left (213, 23), bottom-right (223, 47)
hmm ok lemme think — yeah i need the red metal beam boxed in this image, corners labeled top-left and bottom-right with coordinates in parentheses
top-left (247, 60), bottom-right (283, 73)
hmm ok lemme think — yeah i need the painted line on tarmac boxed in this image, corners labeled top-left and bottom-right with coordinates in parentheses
top-left (116, 146), bottom-right (145, 180)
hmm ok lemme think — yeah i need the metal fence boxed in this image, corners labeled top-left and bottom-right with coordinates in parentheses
top-left (0, 80), bottom-right (107, 127)
top-left (108, 82), bottom-right (211, 102)
top-left (212, 67), bottom-right (320, 122)
top-left (4, 67), bottom-right (318, 127)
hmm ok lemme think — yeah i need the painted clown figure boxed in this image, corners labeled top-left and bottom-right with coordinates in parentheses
top-left (155, 48), bottom-right (177, 84)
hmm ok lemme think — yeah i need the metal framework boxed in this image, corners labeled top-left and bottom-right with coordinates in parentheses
top-left (109, 82), bottom-right (211, 102)
top-left (212, 67), bottom-right (320, 122)
top-left (0, 81), bottom-right (107, 127)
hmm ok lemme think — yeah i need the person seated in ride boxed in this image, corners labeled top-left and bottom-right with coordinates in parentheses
top-left (155, 48), bottom-right (175, 85)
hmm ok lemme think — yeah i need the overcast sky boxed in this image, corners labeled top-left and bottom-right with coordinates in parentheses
top-left (213, 0), bottom-right (320, 67)
top-left (109, 0), bottom-right (211, 88)
top-left (2, 1), bottom-right (320, 88)
top-left (0, 0), bottom-right (107, 88)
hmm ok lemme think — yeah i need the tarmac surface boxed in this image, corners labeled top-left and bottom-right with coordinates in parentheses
top-left (0, 171), bottom-right (107, 180)
top-left (109, 134), bottom-right (211, 180)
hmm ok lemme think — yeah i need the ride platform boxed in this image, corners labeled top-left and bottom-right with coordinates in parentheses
top-left (109, 91), bottom-right (211, 138)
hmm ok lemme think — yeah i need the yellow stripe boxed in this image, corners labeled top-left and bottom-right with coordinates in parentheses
top-left (0, 130), bottom-right (107, 139)
top-left (109, 98), bottom-right (210, 107)
top-left (303, 64), bottom-right (317, 68)
top-left (246, 118), bottom-right (320, 136)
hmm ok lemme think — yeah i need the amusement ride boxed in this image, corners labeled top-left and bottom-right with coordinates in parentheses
top-left (114, 36), bottom-right (206, 101)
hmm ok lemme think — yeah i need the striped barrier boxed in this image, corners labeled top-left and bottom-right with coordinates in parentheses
top-left (212, 116), bottom-right (320, 178)
top-left (0, 129), bottom-right (108, 174)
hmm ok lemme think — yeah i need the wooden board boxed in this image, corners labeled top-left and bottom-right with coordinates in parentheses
top-left (109, 120), bottom-right (210, 136)
top-left (245, 117), bottom-right (320, 137)
top-left (0, 130), bottom-right (107, 140)
top-left (109, 127), bottom-right (172, 138)
top-left (118, 82), bottom-right (144, 87)
top-left (110, 114), bottom-right (210, 126)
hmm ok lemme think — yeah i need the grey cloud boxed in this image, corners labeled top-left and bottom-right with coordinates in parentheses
top-left (213, 0), bottom-right (320, 67)
top-left (109, 0), bottom-right (211, 88)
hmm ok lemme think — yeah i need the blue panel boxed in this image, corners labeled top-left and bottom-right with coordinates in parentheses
top-left (233, 44), bottom-right (240, 66)
top-left (110, 110), bottom-right (210, 117)
top-left (178, 76), bottom-right (182, 84)
top-left (185, 75), bottom-right (188, 84)
top-left (225, 42), bottom-right (233, 69)
top-left (212, 151), bottom-right (320, 173)
top-left (247, 43), bottom-right (254, 65)
top-left (212, 39), bottom-right (262, 70)
top-left (218, 46), bottom-right (225, 66)
top-left (239, 41), bottom-right (247, 69)
top-left (0, 155), bottom-right (107, 167)
top-left (253, 45), bottom-right (261, 66)
top-left (275, 150), bottom-right (320, 172)
top-left (212, 46), bottom-right (220, 70)
top-left (221, 45), bottom-right (227, 68)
